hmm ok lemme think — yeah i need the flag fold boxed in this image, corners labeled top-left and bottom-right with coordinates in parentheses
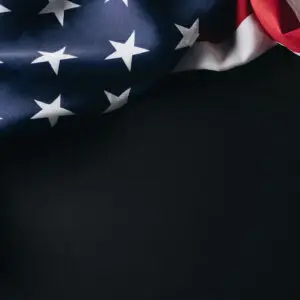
top-left (0, 0), bottom-right (299, 132)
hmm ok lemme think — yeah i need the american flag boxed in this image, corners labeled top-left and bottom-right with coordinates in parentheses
top-left (0, 0), bottom-right (299, 132)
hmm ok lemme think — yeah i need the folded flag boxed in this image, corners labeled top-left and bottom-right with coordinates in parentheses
top-left (0, 0), bottom-right (299, 132)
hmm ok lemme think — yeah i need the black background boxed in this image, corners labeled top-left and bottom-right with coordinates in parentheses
top-left (1, 47), bottom-right (300, 299)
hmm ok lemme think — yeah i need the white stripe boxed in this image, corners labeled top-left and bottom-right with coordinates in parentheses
top-left (174, 14), bottom-right (276, 72)
top-left (287, 0), bottom-right (300, 21)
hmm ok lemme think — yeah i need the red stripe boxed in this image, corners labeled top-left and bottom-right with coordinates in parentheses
top-left (236, 0), bottom-right (253, 26)
top-left (251, 0), bottom-right (300, 52)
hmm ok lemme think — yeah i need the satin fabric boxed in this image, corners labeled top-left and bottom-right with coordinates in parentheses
top-left (0, 0), bottom-right (299, 133)
top-left (251, 0), bottom-right (300, 54)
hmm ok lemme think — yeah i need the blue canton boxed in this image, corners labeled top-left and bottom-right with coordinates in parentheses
top-left (0, 0), bottom-right (230, 132)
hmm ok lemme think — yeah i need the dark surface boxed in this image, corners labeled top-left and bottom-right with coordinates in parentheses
top-left (1, 47), bottom-right (300, 299)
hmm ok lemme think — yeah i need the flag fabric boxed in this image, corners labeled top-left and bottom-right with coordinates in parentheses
top-left (176, 0), bottom-right (300, 72)
top-left (0, 0), bottom-right (299, 132)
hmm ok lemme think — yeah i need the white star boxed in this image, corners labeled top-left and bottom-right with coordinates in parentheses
top-left (105, 31), bottom-right (149, 71)
top-left (39, 0), bottom-right (80, 26)
top-left (104, 0), bottom-right (128, 6)
top-left (175, 19), bottom-right (200, 50)
top-left (0, 4), bottom-right (10, 13)
top-left (31, 47), bottom-right (77, 75)
top-left (31, 95), bottom-right (74, 127)
top-left (104, 88), bottom-right (131, 113)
